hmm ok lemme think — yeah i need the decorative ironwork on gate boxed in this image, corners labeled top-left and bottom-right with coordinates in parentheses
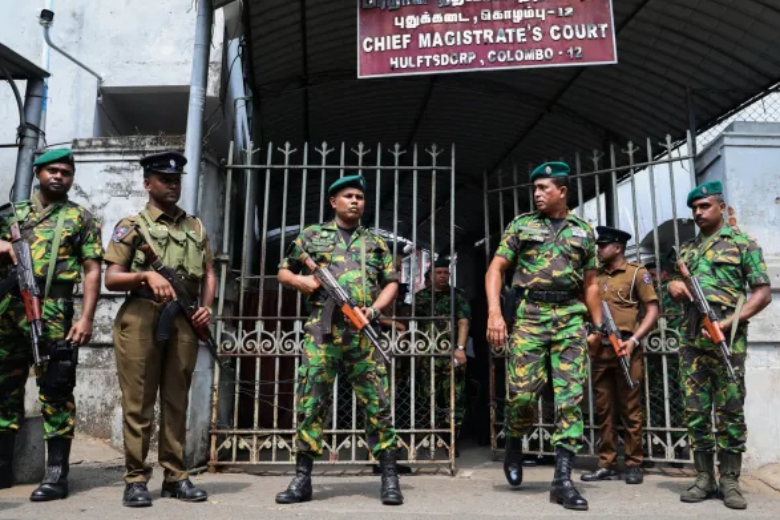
top-left (209, 141), bottom-right (460, 472)
top-left (484, 132), bottom-right (698, 464)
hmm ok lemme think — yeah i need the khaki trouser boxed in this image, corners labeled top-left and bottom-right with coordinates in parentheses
top-left (113, 298), bottom-right (199, 483)
top-left (591, 335), bottom-right (644, 469)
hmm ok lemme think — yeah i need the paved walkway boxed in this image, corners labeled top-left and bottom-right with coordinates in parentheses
top-left (2, 437), bottom-right (779, 519)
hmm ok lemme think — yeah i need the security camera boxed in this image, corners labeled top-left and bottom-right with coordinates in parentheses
top-left (39, 8), bottom-right (54, 24)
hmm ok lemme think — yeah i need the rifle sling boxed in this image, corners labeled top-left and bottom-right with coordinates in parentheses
top-left (44, 208), bottom-right (67, 300)
top-left (730, 295), bottom-right (746, 348)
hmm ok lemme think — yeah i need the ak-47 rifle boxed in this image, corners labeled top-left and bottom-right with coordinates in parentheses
top-left (133, 226), bottom-right (220, 362)
top-left (301, 252), bottom-right (390, 364)
top-left (601, 301), bottom-right (639, 389)
top-left (672, 246), bottom-right (737, 382)
top-left (0, 215), bottom-right (47, 366)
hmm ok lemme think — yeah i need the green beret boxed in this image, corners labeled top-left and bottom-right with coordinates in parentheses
top-left (34, 148), bottom-right (74, 169)
top-left (530, 161), bottom-right (569, 182)
top-left (686, 181), bottom-right (723, 207)
top-left (328, 174), bottom-right (366, 197)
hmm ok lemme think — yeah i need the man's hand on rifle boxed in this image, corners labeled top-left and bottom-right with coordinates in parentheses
top-left (295, 274), bottom-right (320, 295)
top-left (0, 239), bottom-right (17, 265)
top-left (143, 271), bottom-right (176, 303)
top-left (67, 317), bottom-right (93, 346)
top-left (619, 338), bottom-right (635, 357)
top-left (668, 280), bottom-right (693, 303)
top-left (191, 307), bottom-right (212, 328)
top-left (359, 306), bottom-right (380, 321)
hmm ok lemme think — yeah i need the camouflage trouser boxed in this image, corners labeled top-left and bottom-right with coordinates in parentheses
top-left (0, 294), bottom-right (76, 439)
top-left (680, 328), bottom-right (747, 453)
top-left (505, 300), bottom-right (588, 453)
top-left (418, 357), bottom-right (466, 429)
top-left (296, 308), bottom-right (396, 459)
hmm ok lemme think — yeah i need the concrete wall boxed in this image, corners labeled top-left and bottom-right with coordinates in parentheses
top-left (695, 122), bottom-right (780, 472)
top-left (0, 0), bottom-right (224, 205)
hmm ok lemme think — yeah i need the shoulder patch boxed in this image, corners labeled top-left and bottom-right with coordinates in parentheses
top-left (642, 272), bottom-right (653, 285)
top-left (112, 226), bottom-right (129, 243)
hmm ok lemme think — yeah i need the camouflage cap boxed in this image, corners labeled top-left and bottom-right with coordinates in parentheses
top-left (34, 148), bottom-right (74, 168)
top-left (530, 161), bottom-right (570, 182)
top-left (686, 180), bottom-right (723, 208)
top-left (328, 174), bottom-right (365, 197)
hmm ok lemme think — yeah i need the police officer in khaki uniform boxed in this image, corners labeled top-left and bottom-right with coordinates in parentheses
top-left (104, 151), bottom-right (215, 507)
top-left (582, 226), bottom-right (658, 485)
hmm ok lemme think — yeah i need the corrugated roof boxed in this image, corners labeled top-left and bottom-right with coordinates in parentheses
top-left (243, 0), bottom-right (780, 252)
top-left (0, 43), bottom-right (49, 80)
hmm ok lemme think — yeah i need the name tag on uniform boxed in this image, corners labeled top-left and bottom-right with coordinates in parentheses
top-left (571, 228), bottom-right (587, 238)
top-left (517, 226), bottom-right (549, 235)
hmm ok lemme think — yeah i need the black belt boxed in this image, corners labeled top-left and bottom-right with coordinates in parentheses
top-left (514, 287), bottom-right (579, 304)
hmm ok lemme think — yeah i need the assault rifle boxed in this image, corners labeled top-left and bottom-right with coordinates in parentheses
top-left (0, 218), bottom-right (47, 366)
top-left (601, 301), bottom-right (639, 389)
top-left (672, 246), bottom-right (737, 382)
top-left (301, 253), bottom-right (390, 364)
top-left (133, 226), bottom-right (220, 362)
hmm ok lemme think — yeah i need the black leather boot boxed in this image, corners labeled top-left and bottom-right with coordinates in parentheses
top-left (0, 433), bottom-right (15, 489)
top-left (276, 454), bottom-right (313, 504)
top-left (30, 438), bottom-right (71, 501)
top-left (161, 479), bottom-right (208, 502)
top-left (379, 450), bottom-right (404, 506)
top-left (503, 436), bottom-right (523, 487)
top-left (549, 447), bottom-right (588, 511)
top-left (123, 482), bottom-right (153, 507)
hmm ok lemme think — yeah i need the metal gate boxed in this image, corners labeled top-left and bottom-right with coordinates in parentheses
top-left (484, 133), bottom-right (698, 464)
top-left (209, 141), bottom-right (460, 472)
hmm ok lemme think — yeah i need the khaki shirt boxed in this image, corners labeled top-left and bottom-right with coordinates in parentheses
top-left (598, 260), bottom-right (658, 334)
top-left (104, 204), bottom-right (214, 297)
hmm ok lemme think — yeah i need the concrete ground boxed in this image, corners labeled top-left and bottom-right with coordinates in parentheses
top-left (2, 436), bottom-right (780, 520)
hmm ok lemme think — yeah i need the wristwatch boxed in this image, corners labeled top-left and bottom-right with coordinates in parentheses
top-left (590, 323), bottom-right (606, 336)
top-left (368, 306), bottom-right (379, 320)
top-left (204, 305), bottom-right (213, 315)
top-left (457, 345), bottom-right (465, 351)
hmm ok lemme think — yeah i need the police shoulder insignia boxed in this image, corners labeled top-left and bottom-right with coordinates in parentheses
top-left (643, 272), bottom-right (652, 285)
top-left (113, 226), bottom-right (129, 243)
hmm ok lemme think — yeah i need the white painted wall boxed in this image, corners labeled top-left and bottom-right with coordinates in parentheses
top-left (0, 0), bottom-right (224, 205)
top-left (695, 122), bottom-right (780, 472)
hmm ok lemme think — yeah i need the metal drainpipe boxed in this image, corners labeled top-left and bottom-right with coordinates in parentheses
top-left (181, 0), bottom-right (214, 215)
top-left (12, 79), bottom-right (45, 202)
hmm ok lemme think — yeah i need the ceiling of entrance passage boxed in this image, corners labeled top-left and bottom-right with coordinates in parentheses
top-left (244, 0), bottom-right (780, 249)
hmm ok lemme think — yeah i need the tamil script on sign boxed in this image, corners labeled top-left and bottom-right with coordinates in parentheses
top-left (358, 0), bottom-right (618, 78)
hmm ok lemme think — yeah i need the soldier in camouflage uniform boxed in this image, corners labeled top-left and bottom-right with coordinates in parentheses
top-left (276, 174), bottom-right (402, 506)
top-left (486, 162), bottom-right (603, 511)
top-left (414, 259), bottom-right (471, 455)
top-left (0, 149), bottom-right (103, 500)
top-left (668, 181), bottom-right (771, 510)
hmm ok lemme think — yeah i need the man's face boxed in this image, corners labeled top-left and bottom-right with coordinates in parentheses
top-left (36, 162), bottom-right (74, 197)
top-left (533, 179), bottom-right (566, 214)
top-left (691, 195), bottom-right (724, 232)
top-left (330, 188), bottom-right (365, 221)
top-left (597, 242), bottom-right (621, 263)
top-left (432, 267), bottom-right (450, 290)
top-left (144, 173), bottom-right (182, 205)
